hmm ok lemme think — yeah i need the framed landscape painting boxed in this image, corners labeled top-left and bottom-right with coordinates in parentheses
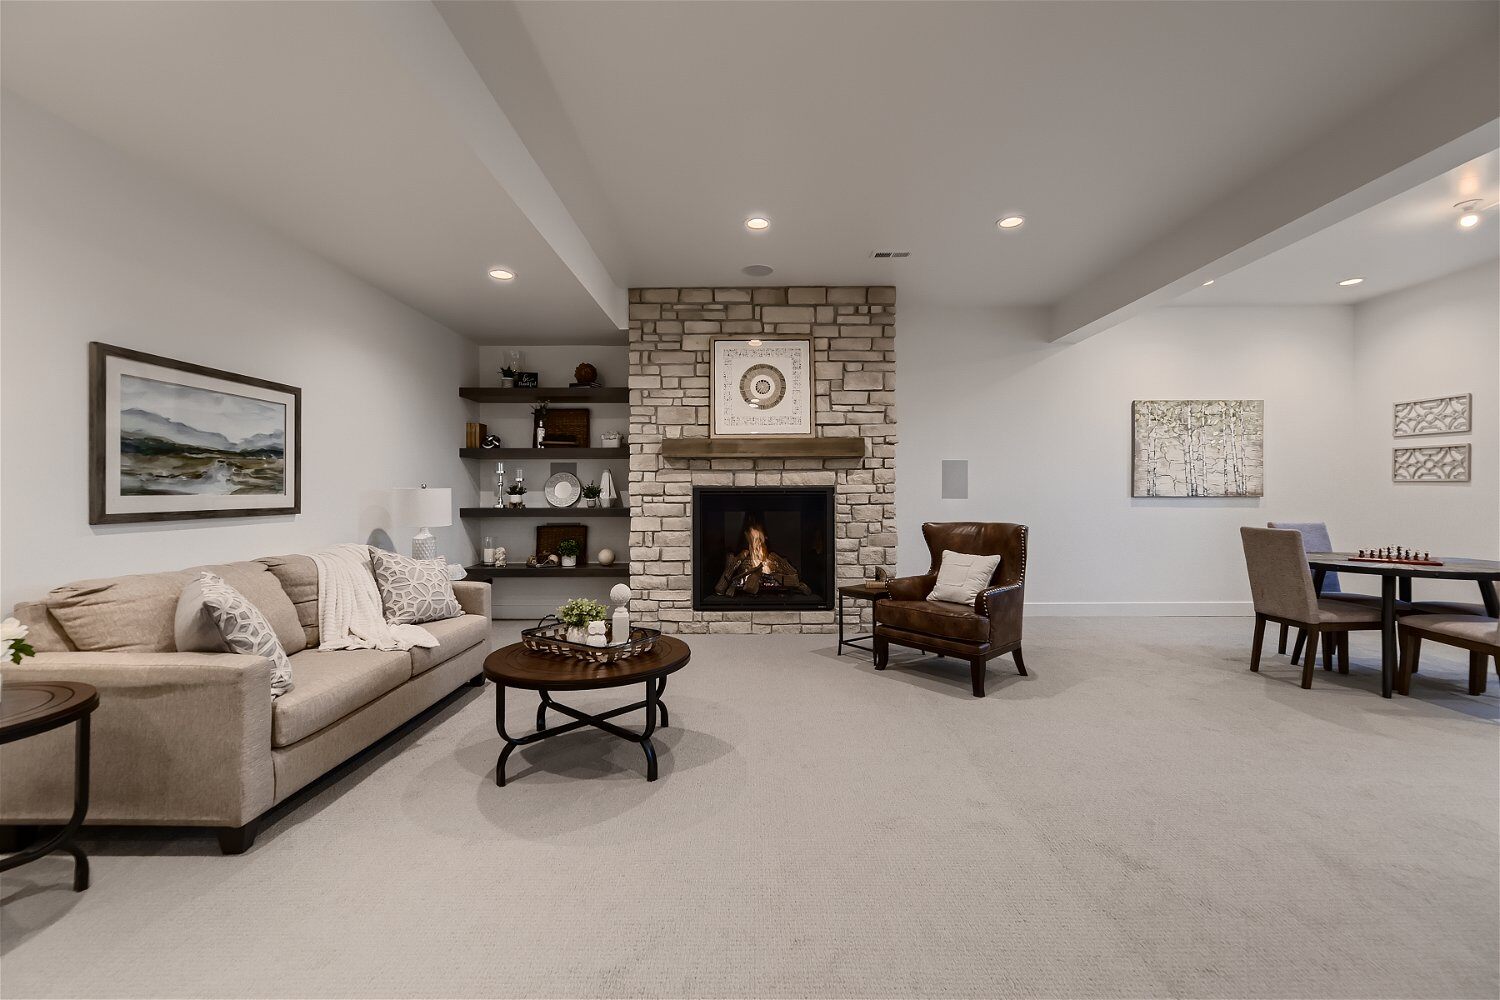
top-left (89, 343), bottom-right (300, 524)
top-left (1132, 399), bottom-right (1264, 498)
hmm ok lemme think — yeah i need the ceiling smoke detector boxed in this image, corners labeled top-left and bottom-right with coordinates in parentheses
top-left (742, 264), bottom-right (774, 277)
top-left (869, 250), bottom-right (911, 259)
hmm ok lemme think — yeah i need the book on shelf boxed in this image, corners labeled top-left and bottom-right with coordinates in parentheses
top-left (464, 422), bottom-right (488, 449)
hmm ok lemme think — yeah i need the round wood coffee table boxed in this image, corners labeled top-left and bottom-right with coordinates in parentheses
top-left (0, 681), bottom-right (99, 891)
top-left (482, 635), bottom-right (691, 785)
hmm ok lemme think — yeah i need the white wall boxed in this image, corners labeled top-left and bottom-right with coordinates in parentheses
top-left (468, 344), bottom-right (629, 619)
top-left (897, 303), bottom-right (1362, 613)
top-left (1, 94), bottom-right (478, 609)
top-left (1347, 262), bottom-right (1499, 601)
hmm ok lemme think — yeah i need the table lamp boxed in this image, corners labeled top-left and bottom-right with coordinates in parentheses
top-left (390, 485), bottom-right (452, 560)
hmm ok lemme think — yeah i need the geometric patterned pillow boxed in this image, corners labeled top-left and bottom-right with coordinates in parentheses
top-left (369, 548), bottom-right (462, 625)
top-left (197, 572), bottom-right (294, 698)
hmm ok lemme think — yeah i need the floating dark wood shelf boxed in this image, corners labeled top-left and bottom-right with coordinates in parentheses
top-left (459, 506), bottom-right (629, 518)
top-left (459, 447), bottom-right (628, 460)
top-left (463, 564), bottom-right (630, 579)
top-left (460, 386), bottom-right (628, 404)
top-left (660, 437), bottom-right (866, 459)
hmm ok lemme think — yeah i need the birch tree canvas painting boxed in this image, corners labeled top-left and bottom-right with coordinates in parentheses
top-left (1132, 400), bottom-right (1263, 497)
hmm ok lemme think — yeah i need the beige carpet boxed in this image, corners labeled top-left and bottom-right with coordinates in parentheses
top-left (2, 618), bottom-right (1496, 999)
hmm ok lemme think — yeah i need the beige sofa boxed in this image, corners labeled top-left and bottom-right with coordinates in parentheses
top-left (1, 554), bottom-right (490, 854)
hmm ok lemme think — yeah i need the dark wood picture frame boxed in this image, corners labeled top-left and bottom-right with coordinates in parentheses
top-left (89, 342), bottom-right (302, 524)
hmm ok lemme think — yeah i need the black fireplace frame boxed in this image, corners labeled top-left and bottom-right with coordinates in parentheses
top-left (691, 485), bottom-right (836, 612)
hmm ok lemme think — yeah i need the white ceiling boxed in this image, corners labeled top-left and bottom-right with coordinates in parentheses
top-left (2, 1), bottom-right (1497, 344)
top-left (1176, 151), bottom-right (1499, 306)
top-left (505, 0), bottom-right (1494, 303)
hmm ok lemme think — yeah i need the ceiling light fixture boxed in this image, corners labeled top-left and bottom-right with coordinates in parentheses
top-left (742, 264), bottom-right (774, 277)
top-left (1201, 279), bottom-right (1215, 287)
top-left (749, 339), bottom-right (763, 347)
top-left (745, 217), bottom-right (770, 231)
top-left (487, 267), bottom-right (515, 281)
top-left (1337, 277), bottom-right (1364, 287)
top-left (996, 215), bottom-right (1025, 230)
top-left (1456, 199), bottom-right (1483, 229)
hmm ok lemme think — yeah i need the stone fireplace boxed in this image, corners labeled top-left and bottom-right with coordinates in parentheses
top-left (693, 486), bottom-right (835, 611)
top-left (628, 285), bottom-right (897, 634)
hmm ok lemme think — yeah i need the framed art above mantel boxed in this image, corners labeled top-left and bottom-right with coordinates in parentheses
top-left (710, 335), bottom-right (814, 439)
top-left (89, 342), bottom-right (301, 524)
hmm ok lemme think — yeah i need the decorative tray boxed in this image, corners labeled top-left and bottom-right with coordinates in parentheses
top-left (520, 623), bottom-right (660, 663)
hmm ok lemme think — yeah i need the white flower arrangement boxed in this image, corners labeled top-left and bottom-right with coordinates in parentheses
top-left (2, 616), bottom-right (35, 665)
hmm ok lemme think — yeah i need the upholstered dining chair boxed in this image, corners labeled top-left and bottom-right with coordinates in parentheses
top-left (1398, 614), bottom-right (1500, 696)
top-left (1240, 527), bottom-right (1383, 689)
top-left (873, 522), bottom-right (1027, 698)
top-left (1265, 520), bottom-right (1392, 668)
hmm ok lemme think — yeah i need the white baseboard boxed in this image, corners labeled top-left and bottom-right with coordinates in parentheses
top-left (1025, 601), bottom-right (1252, 617)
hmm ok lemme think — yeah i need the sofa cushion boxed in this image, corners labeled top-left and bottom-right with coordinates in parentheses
top-left (877, 598), bottom-right (989, 643)
top-left (928, 550), bottom-right (1002, 605)
top-left (10, 601), bottom-right (76, 652)
top-left (197, 573), bottom-right (294, 699)
top-left (48, 561), bottom-right (306, 655)
top-left (173, 577), bottom-right (231, 654)
top-left (369, 549), bottom-right (462, 625)
top-left (409, 614), bottom-right (489, 677)
top-left (258, 554), bottom-right (320, 648)
top-left (272, 649), bottom-right (410, 747)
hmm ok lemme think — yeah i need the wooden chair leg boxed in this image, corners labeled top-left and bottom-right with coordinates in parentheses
top-left (1291, 629), bottom-right (1307, 664)
top-left (1277, 623), bottom-right (1288, 654)
top-left (1012, 647), bottom-right (1027, 676)
top-left (1337, 632), bottom-right (1349, 674)
top-left (1397, 631), bottom-right (1417, 696)
top-left (1250, 614), bottom-right (1266, 672)
top-left (969, 659), bottom-right (986, 698)
top-left (873, 635), bottom-right (888, 670)
top-left (1301, 631), bottom-right (1318, 689)
top-left (1469, 651), bottom-right (1487, 696)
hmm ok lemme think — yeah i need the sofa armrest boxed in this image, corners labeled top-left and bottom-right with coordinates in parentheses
top-left (887, 574), bottom-right (936, 601)
top-left (0, 652), bottom-right (274, 828)
top-left (979, 584), bottom-right (1025, 647)
top-left (453, 581), bottom-right (491, 618)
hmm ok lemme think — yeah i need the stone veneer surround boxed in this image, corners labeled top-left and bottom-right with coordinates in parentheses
top-left (628, 286), bottom-right (897, 633)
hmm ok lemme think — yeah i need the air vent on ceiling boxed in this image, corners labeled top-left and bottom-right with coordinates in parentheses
top-left (869, 250), bottom-right (911, 259)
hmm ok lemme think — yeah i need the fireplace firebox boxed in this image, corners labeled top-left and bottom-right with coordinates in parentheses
top-left (692, 486), bottom-right (835, 611)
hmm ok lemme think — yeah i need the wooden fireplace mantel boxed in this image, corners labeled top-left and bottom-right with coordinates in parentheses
top-left (660, 437), bottom-right (866, 460)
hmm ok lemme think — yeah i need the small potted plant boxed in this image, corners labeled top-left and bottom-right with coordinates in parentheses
top-left (556, 597), bottom-right (607, 644)
top-left (556, 538), bottom-right (581, 568)
top-left (506, 482), bottom-right (527, 509)
top-left (498, 366), bottom-right (516, 389)
top-left (581, 481), bottom-right (602, 508)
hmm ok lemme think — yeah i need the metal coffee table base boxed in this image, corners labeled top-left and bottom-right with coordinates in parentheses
top-left (495, 676), bottom-right (669, 785)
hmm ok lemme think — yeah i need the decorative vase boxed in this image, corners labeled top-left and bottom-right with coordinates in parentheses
top-left (584, 497), bottom-right (597, 508)
top-left (508, 497), bottom-right (524, 509)
top-left (499, 376), bottom-right (514, 389)
top-left (561, 554), bottom-right (577, 568)
top-left (566, 625), bottom-right (586, 644)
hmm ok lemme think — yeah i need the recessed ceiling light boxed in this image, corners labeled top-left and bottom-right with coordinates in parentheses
top-left (745, 217), bottom-right (770, 231)
top-left (1337, 277), bottom-right (1364, 287)
top-left (996, 215), bottom-right (1025, 230)
top-left (749, 339), bottom-right (763, 347)
top-left (742, 264), bottom-right (774, 277)
top-left (488, 267), bottom-right (515, 281)
top-left (1201, 279), bottom-right (1215, 287)
top-left (1460, 212), bottom-right (1481, 229)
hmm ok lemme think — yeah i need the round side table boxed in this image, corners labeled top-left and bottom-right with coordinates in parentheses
top-left (0, 681), bottom-right (98, 891)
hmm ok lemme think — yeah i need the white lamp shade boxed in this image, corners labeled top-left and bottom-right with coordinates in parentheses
top-left (390, 487), bottom-right (452, 528)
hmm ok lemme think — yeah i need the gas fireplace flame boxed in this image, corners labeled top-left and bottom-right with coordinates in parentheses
top-left (747, 524), bottom-right (770, 573)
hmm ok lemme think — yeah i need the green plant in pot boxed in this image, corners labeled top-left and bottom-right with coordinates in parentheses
top-left (556, 597), bottom-right (607, 644)
top-left (556, 538), bottom-right (581, 568)
top-left (506, 482), bottom-right (526, 508)
top-left (581, 481), bottom-right (602, 508)
top-left (498, 366), bottom-right (516, 389)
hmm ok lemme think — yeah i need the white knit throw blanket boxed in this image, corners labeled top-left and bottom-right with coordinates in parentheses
top-left (310, 544), bottom-right (437, 652)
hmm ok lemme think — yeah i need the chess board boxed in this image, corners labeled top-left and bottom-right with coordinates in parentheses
top-left (1349, 555), bottom-right (1444, 567)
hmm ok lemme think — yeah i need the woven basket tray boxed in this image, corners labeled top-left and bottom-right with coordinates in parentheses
top-left (535, 523), bottom-right (587, 564)
top-left (520, 623), bottom-right (660, 663)
top-left (543, 407), bottom-right (591, 447)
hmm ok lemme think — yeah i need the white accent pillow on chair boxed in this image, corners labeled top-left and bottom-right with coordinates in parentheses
top-left (927, 550), bottom-right (1002, 605)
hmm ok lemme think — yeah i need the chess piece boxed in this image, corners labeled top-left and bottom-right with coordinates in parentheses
top-left (610, 583), bottom-right (632, 644)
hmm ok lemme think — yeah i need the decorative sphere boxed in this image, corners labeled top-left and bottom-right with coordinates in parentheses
top-left (610, 583), bottom-right (632, 604)
top-left (574, 362), bottom-right (598, 384)
top-left (596, 548), bottom-right (616, 566)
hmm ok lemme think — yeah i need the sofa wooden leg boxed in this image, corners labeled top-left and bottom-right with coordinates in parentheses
top-left (217, 820), bottom-right (259, 855)
top-left (1012, 647), bottom-right (1027, 676)
top-left (873, 635), bottom-right (888, 670)
top-left (0, 825), bottom-right (40, 853)
top-left (1250, 614), bottom-right (1266, 672)
top-left (468, 674), bottom-right (486, 687)
top-left (969, 659), bottom-right (986, 698)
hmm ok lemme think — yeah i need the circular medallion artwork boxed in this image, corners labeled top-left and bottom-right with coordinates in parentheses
top-left (739, 364), bottom-right (787, 410)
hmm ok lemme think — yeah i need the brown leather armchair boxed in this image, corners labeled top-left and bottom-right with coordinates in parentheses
top-left (874, 522), bottom-right (1028, 697)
